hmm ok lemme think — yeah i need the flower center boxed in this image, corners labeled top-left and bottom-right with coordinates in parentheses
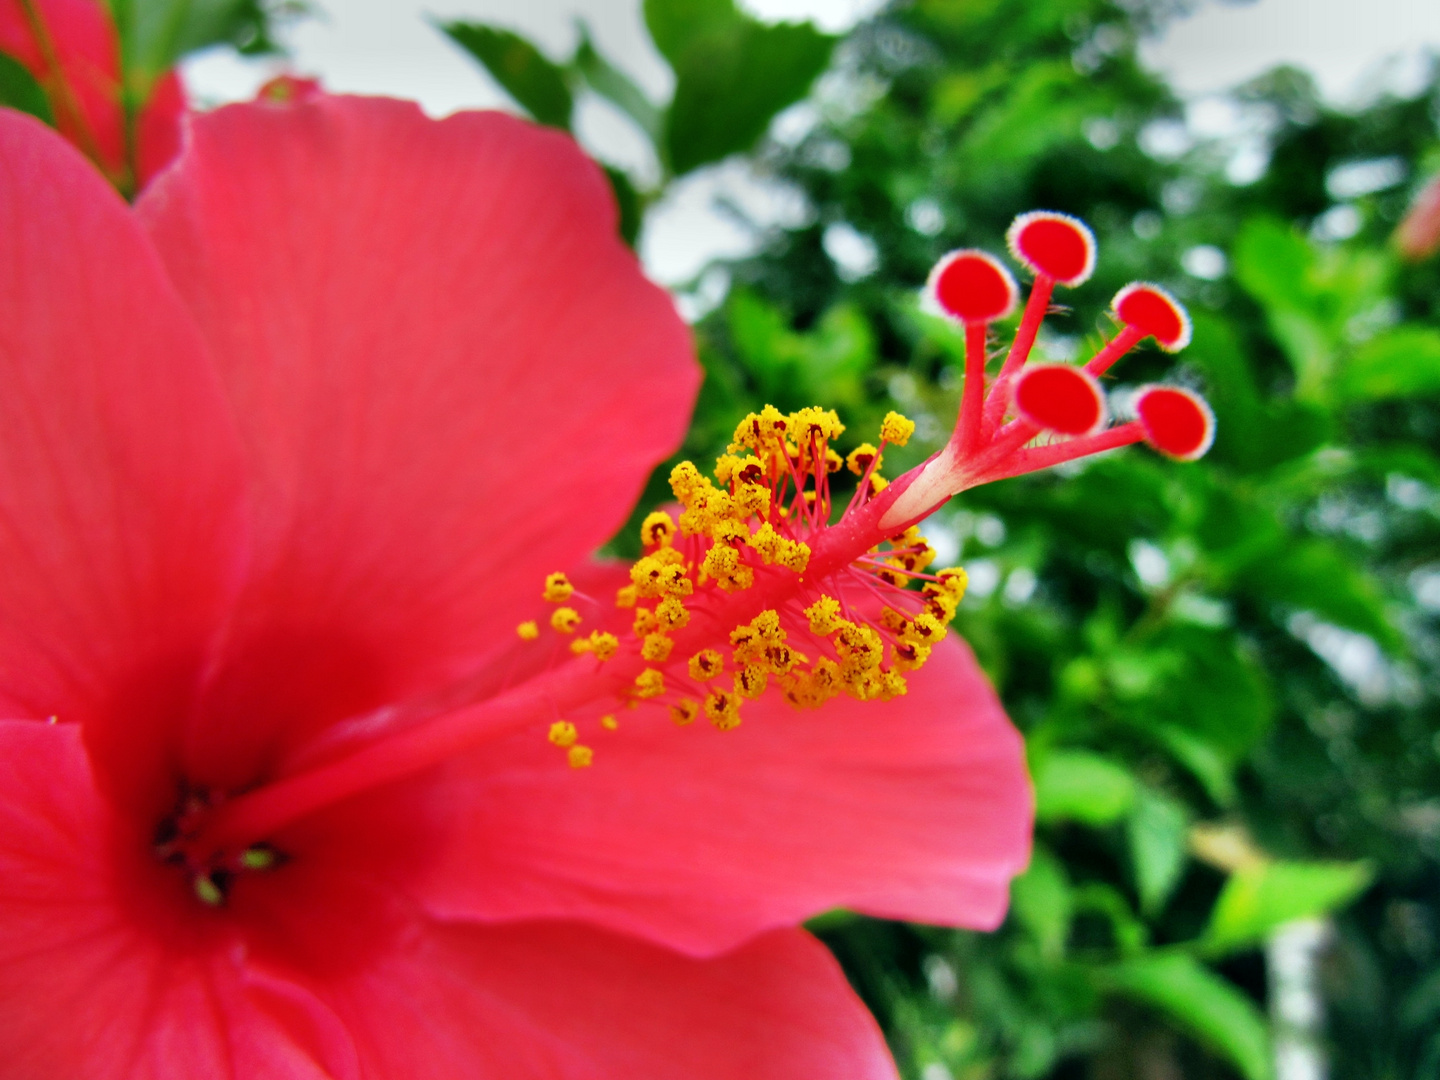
top-left (151, 783), bottom-right (284, 907)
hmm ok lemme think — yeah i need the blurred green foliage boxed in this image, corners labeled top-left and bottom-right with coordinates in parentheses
top-left (443, 0), bottom-right (1440, 1075)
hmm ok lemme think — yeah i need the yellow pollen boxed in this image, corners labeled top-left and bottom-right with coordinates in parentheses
top-left (656, 596), bottom-right (690, 631)
top-left (615, 584), bottom-right (639, 609)
top-left (640, 510), bottom-right (677, 548)
top-left (879, 411), bottom-right (916, 446)
top-left (847, 443), bottom-right (880, 476)
top-left (548, 721), bottom-right (578, 748)
top-left (543, 572), bottom-right (574, 603)
top-left (588, 631), bottom-right (619, 661)
top-left (805, 596), bottom-right (844, 635)
top-left (689, 649), bottom-right (724, 681)
top-left (600, 714), bottom-right (618, 731)
top-left (825, 448), bottom-right (843, 474)
top-left (641, 633), bottom-right (674, 661)
top-left (734, 663), bottom-right (769, 699)
top-left (867, 474), bottom-right (889, 495)
top-left (704, 690), bottom-right (742, 730)
top-left (633, 607), bottom-right (659, 637)
top-left (670, 699), bottom-right (700, 726)
top-left (516, 620), bottom-right (539, 640)
top-left (634, 669), bottom-right (665, 698)
top-left (550, 607), bottom-right (581, 634)
top-left (570, 637), bottom-right (593, 655)
top-left (568, 745), bottom-right (594, 768)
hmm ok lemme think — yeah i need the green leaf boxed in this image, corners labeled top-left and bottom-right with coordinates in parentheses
top-left (1106, 952), bottom-right (1273, 1080)
top-left (1010, 845), bottom-right (1072, 960)
top-left (0, 52), bottom-right (52, 124)
top-left (1203, 860), bottom-right (1373, 954)
top-left (1032, 749), bottom-right (1135, 826)
top-left (114, 0), bottom-right (274, 87)
top-left (1235, 538), bottom-right (1400, 652)
top-left (603, 166), bottom-right (643, 248)
top-left (440, 22), bottom-right (573, 130)
top-left (573, 22), bottom-right (662, 144)
top-left (1336, 325), bottom-right (1440, 401)
top-left (644, 0), bottom-right (834, 174)
top-left (1127, 786), bottom-right (1190, 916)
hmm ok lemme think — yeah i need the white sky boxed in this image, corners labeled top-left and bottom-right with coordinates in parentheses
top-left (183, 0), bottom-right (1440, 285)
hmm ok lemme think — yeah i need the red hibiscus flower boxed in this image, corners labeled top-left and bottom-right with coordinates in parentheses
top-left (0, 89), bottom-right (1052, 1079)
top-left (0, 0), bottom-right (185, 192)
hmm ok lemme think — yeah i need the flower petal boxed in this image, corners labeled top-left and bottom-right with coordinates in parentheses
top-left (417, 632), bottom-right (1033, 955)
top-left (137, 95), bottom-right (698, 777)
top-left (0, 111), bottom-right (245, 724)
top-left (0, 721), bottom-right (357, 1080)
top-left (313, 920), bottom-right (896, 1080)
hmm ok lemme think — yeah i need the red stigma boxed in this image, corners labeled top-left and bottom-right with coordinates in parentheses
top-left (1013, 364), bottom-right (1106, 436)
top-left (1113, 283), bottom-right (1192, 352)
top-left (1006, 212), bottom-right (1096, 286)
top-left (1136, 386), bottom-right (1215, 460)
top-left (928, 250), bottom-right (1019, 324)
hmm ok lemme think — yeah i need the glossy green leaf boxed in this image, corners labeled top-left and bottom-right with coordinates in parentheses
top-left (1032, 749), bottom-right (1135, 826)
top-left (1106, 952), bottom-right (1273, 1080)
top-left (1235, 538), bottom-right (1400, 652)
top-left (1127, 786), bottom-right (1190, 916)
top-left (1203, 860), bottom-right (1373, 954)
top-left (645, 0), bottom-right (834, 174)
top-left (0, 52), bottom-right (52, 124)
top-left (1336, 325), bottom-right (1440, 401)
top-left (441, 21), bottom-right (573, 130)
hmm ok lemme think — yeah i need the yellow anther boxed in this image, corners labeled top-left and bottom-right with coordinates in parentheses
top-left (631, 556), bottom-right (668, 598)
top-left (775, 540), bottom-right (811, 573)
top-left (713, 453), bottom-right (745, 485)
top-left (642, 633), bottom-right (674, 662)
top-left (734, 663), bottom-right (769, 699)
top-left (789, 406), bottom-right (845, 444)
top-left (704, 690), bottom-right (742, 730)
top-left (825, 448), bottom-right (843, 474)
top-left (835, 622), bottom-right (884, 674)
top-left (658, 564), bottom-right (694, 598)
top-left (845, 669), bottom-right (887, 701)
top-left (548, 721), bottom-right (578, 748)
top-left (847, 443), bottom-right (880, 476)
top-left (550, 607), bottom-right (581, 634)
top-left (516, 620), bottom-right (540, 640)
top-left (543, 572), bottom-right (574, 603)
top-left (616, 584), bottom-right (639, 609)
top-left (923, 567), bottom-right (969, 621)
top-left (600, 714), bottom-right (618, 731)
top-left (719, 565), bottom-right (755, 591)
top-left (879, 411), bottom-right (916, 446)
top-left (703, 543), bottom-right (741, 580)
top-left (878, 607), bottom-right (908, 634)
top-left (764, 641), bottom-right (802, 674)
top-left (893, 641), bottom-right (932, 673)
top-left (732, 482), bottom-right (770, 520)
top-left (901, 612), bottom-right (947, 645)
top-left (570, 637), bottom-right (593, 655)
top-left (805, 595), bottom-right (844, 636)
top-left (588, 631), bottom-right (619, 661)
top-left (867, 474), bottom-right (889, 495)
top-left (640, 510), bottom-right (677, 549)
top-left (568, 745), bottom-right (594, 768)
top-left (729, 405), bottom-right (790, 455)
top-left (752, 610), bottom-right (782, 638)
top-left (731, 610), bottom-right (784, 666)
top-left (749, 522), bottom-right (785, 564)
top-left (669, 461), bottom-right (705, 503)
top-left (634, 669), bottom-right (665, 698)
top-left (811, 657), bottom-right (842, 700)
top-left (880, 671), bottom-right (909, 700)
top-left (710, 519), bottom-right (749, 546)
top-left (689, 649), bottom-right (724, 681)
top-left (633, 608), bottom-right (659, 637)
top-left (670, 699), bottom-right (700, 726)
top-left (656, 596), bottom-right (690, 632)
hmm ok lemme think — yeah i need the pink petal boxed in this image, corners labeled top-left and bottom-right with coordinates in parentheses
top-left (136, 94), bottom-right (698, 783)
top-left (313, 920), bottom-right (896, 1080)
top-left (417, 632), bottom-right (1033, 955)
top-left (0, 112), bottom-right (245, 727)
top-left (0, 721), bottom-right (356, 1079)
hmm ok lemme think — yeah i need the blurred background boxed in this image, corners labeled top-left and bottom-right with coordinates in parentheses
top-left (22, 0), bottom-right (1440, 1076)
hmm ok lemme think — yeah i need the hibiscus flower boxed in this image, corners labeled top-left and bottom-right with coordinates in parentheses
top-left (0, 0), bottom-right (185, 192)
top-left (0, 88), bottom-right (1060, 1078)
